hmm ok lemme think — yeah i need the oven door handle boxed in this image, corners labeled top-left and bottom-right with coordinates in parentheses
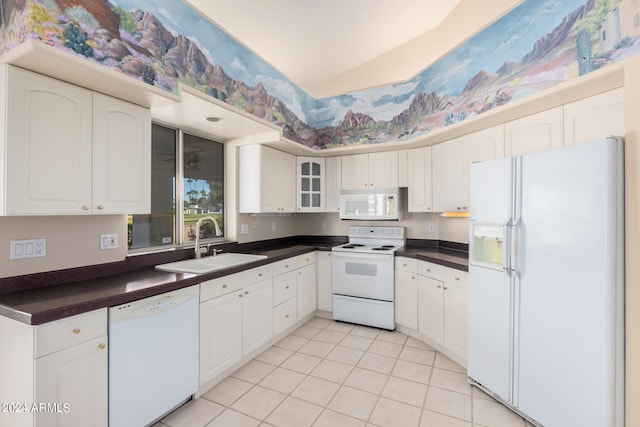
top-left (331, 251), bottom-right (395, 261)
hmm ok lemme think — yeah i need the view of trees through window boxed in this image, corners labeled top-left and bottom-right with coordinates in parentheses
top-left (128, 124), bottom-right (224, 250)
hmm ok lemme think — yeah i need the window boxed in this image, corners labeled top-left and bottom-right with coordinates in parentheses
top-left (128, 124), bottom-right (224, 250)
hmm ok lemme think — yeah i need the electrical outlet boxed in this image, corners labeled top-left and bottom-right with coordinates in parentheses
top-left (241, 224), bottom-right (249, 234)
top-left (271, 222), bottom-right (277, 232)
top-left (100, 233), bottom-right (118, 250)
top-left (252, 220), bottom-right (258, 230)
top-left (321, 221), bottom-right (327, 230)
top-left (10, 239), bottom-right (46, 260)
top-left (427, 223), bottom-right (435, 233)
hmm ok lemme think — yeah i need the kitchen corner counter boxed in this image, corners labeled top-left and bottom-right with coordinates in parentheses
top-left (396, 240), bottom-right (469, 272)
top-left (0, 236), bottom-right (346, 325)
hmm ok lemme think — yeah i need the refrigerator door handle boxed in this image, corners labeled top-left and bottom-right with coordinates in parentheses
top-left (510, 218), bottom-right (522, 278)
top-left (502, 220), bottom-right (512, 276)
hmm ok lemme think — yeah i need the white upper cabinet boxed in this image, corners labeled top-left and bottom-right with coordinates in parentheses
top-left (239, 144), bottom-right (296, 213)
top-left (407, 146), bottom-right (432, 212)
top-left (462, 125), bottom-right (505, 210)
top-left (296, 157), bottom-right (325, 212)
top-left (1, 65), bottom-right (150, 215)
top-left (563, 88), bottom-right (624, 145)
top-left (324, 156), bottom-right (341, 212)
top-left (92, 93), bottom-right (151, 214)
top-left (504, 106), bottom-right (563, 156)
top-left (432, 138), bottom-right (464, 213)
top-left (341, 151), bottom-right (398, 190)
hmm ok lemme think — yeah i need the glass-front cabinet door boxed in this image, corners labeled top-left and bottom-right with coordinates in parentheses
top-left (297, 157), bottom-right (325, 212)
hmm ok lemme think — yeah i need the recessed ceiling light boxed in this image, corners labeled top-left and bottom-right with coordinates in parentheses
top-left (205, 116), bottom-right (224, 123)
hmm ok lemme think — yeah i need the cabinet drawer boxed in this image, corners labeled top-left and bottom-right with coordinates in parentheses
top-left (200, 272), bottom-right (243, 302)
top-left (443, 269), bottom-right (468, 289)
top-left (274, 298), bottom-right (297, 336)
top-left (35, 309), bottom-right (107, 358)
top-left (243, 264), bottom-right (273, 286)
top-left (273, 271), bottom-right (297, 307)
top-left (395, 257), bottom-right (417, 273)
top-left (418, 261), bottom-right (446, 281)
top-left (272, 258), bottom-right (297, 276)
top-left (295, 252), bottom-right (316, 269)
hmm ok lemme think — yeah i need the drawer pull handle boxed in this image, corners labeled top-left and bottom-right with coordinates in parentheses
top-left (285, 286), bottom-right (290, 289)
top-left (427, 269), bottom-right (431, 272)
top-left (73, 328), bottom-right (81, 334)
top-left (245, 291), bottom-right (249, 295)
top-left (411, 276), bottom-right (416, 280)
top-left (437, 285), bottom-right (442, 289)
top-left (223, 284), bottom-right (228, 288)
top-left (455, 277), bottom-right (460, 281)
top-left (258, 273), bottom-right (263, 277)
top-left (97, 205), bottom-right (104, 210)
top-left (98, 343), bottom-right (106, 350)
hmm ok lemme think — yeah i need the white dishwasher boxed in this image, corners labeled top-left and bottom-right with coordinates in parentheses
top-left (108, 285), bottom-right (199, 427)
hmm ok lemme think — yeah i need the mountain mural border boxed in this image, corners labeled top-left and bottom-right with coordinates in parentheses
top-left (0, 0), bottom-right (639, 149)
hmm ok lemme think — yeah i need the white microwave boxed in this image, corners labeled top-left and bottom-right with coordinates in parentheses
top-left (339, 189), bottom-right (400, 220)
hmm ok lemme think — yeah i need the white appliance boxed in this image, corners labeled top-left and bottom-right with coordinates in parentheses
top-left (339, 189), bottom-right (400, 220)
top-left (332, 225), bottom-right (405, 329)
top-left (109, 286), bottom-right (199, 427)
top-left (467, 137), bottom-right (624, 427)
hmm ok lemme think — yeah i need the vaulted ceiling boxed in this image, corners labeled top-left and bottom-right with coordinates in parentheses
top-left (187, 0), bottom-right (523, 98)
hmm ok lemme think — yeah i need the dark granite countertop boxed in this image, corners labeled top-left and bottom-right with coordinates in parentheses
top-left (0, 236), bottom-right (467, 325)
top-left (396, 239), bottom-right (469, 272)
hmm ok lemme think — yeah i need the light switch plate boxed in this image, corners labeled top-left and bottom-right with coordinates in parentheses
top-left (10, 239), bottom-right (46, 260)
top-left (100, 233), bottom-right (118, 250)
top-left (240, 224), bottom-right (249, 234)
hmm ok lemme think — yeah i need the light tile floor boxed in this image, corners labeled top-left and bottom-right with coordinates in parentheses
top-left (157, 317), bottom-right (534, 427)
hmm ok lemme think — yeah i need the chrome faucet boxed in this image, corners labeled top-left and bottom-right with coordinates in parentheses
top-left (194, 216), bottom-right (223, 259)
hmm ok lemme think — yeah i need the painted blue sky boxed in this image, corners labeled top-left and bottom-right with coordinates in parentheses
top-left (113, 0), bottom-right (586, 128)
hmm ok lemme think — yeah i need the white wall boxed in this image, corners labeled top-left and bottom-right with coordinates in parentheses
top-left (0, 215), bottom-right (127, 278)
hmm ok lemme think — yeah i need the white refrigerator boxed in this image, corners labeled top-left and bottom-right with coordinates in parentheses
top-left (467, 137), bottom-right (624, 427)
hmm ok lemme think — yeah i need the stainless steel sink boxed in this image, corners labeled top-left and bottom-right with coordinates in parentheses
top-left (155, 253), bottom-right (267, 274)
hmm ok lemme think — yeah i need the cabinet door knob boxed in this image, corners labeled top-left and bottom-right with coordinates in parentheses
top-left (239, 293), bottom-right (243, 298)
top-left (245, 291), bottom-right (249, 295)
top-left (96, 205), bottom-right (104, 210)
top-left (285, 314), bottom-right (289, 318)
top-left (82, 205), bottom-right (90, 211)
top-left (73, 328), bottom-right (81, 334)
top-left (455, 277), bottom-right (460, 281)
top-left (258, 273), bottom-right (263, 277)
top-left (98, 343), bottom-right (106, 350)
top-left (437, 285), bottom-right (442, 289)
top-left (411, 276), bottom-right (416, 280)
top-left (285, 285), bottom-right (290, 289)
top-left (285, 264), bottom-right (289, 268)
top-left (444, 286), bottom-right (448, 290)
top-left (222, 284), bottom-right (228, 288)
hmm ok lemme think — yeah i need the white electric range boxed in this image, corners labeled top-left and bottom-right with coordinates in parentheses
top-left (331, 226), bottom-right (405, 330)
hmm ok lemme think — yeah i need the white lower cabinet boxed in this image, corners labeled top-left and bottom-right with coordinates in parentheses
top-left (274, 298), bottom-right (297, 336)
top-left (417, 275), bottom-right (445, 343)
top-left (316, 251), bottom-right (333, 312)
top-left (199, 289), bottom-right (243, 385)
top-left (297, 264), bottom-right (317, 320)
top-left (394, 257), bottom-right (468, 365)
top-left (395, 258), bottom-right (418, 330)
top-left (242, 279), bottom-right (274, 355)
top-left (35, 335), bottom-right (108, 427)
top-left (0, 309), bottom-right (108, 427)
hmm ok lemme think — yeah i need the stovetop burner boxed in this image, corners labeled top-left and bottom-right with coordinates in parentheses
top-left (332, 226), bottom-right (406, 255)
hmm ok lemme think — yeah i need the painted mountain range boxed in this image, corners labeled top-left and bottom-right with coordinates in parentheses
top-left (0, 0), bottom-right (638, 149)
